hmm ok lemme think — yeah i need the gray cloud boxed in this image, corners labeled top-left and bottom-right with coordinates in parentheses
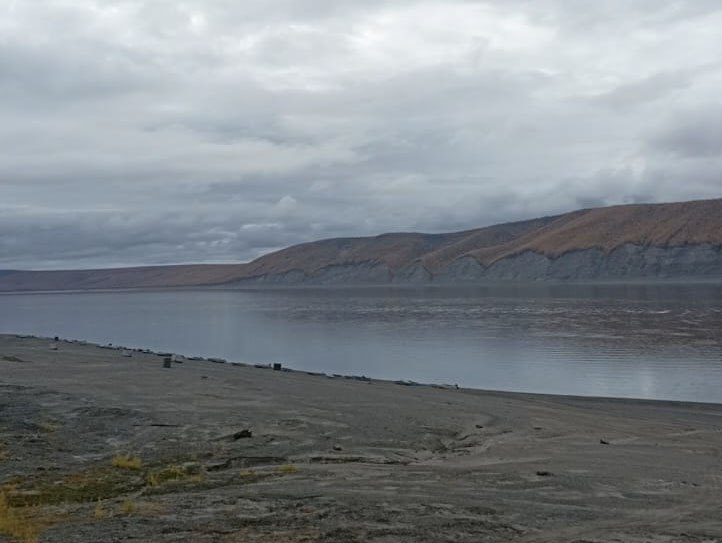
top-left (589, 71), bottom-right (692, 110)
top-left (1, 1), bottom-right (722, 269)
top-left (649, 108), bottom-right (722, 157)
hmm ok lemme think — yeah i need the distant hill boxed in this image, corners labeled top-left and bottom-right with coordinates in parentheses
top-left (1, 198), bottom-right (721, 291)
top-left (0, 264), bottom-right (246, 292)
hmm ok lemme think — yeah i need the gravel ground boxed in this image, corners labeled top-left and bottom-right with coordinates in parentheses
top-left (1, 334), bottom-right (721, 542)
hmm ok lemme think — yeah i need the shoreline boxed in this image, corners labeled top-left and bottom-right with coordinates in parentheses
top-left (2, 333), bottom-right (722, 542)
top-left (4, 332), bottom-right (721, 408)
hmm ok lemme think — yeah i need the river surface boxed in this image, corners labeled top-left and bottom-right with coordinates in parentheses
top-left (1, 284), bottom-right (721, 403)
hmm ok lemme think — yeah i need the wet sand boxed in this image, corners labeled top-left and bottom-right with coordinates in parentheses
top-left (1, 334), bottom-right (721, 542)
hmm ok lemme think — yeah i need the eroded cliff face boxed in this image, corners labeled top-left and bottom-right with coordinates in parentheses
top-left (3, 199), bottom-right (722, 291)
top-left (440, 244), bottom-right (722, 282)
top-left (230, 261), bottom-right (392, 286)
top-left (229, 244), bottom-right (722, 285)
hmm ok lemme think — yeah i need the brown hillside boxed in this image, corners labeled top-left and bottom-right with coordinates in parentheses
top-left (1, 198), bottom-right (720, 291)
top-left (468, 198), bottom-right (722, 266)
top-left (240, 231), bottom-right (468, 276)
top-left (420, 215), bottom-right (565, 273)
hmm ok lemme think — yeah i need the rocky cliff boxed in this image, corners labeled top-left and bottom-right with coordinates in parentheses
top-left (2, 198), bottom-right (721, 291)
top-left (227, 198), bottom-right (722, 285)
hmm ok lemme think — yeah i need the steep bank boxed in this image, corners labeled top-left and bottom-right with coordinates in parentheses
top-left (2, 198), bottom-right (721, 291)
top-left (227, 198), bottom-right (722, 285)
top-left (231, 244), bottom-right (722, 285)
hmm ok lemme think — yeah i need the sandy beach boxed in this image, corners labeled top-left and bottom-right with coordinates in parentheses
top-left (1, 334), bottom-right (721, 542)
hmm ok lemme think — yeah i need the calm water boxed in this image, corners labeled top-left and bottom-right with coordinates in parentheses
top-left (1, 284), bottom-right (721, 403)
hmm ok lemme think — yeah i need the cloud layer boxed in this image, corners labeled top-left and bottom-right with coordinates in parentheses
top-left (2, 1), bottom-right (721, 269)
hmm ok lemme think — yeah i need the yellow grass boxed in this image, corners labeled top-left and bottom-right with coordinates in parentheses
top-left (0, 491), bottom-right (42, 543)
top-left (94, 500), bottom-right (108, 520)
top-left (145, 463), bottom-right (203, 488)
top-left (238, 469), bottom-right (257, 479)
top-left (111, 455), bottom-right (143, 471)
top-left (145, 473), bottom-right (160, 487)
top-left (7, 467), bottom-right (143, 507)
top-left (276, 464), bottom-right (299, 475)
top-left (121, 499), bottom-right (136, 515)
top-left (35, 420), bottom-right (61, 433)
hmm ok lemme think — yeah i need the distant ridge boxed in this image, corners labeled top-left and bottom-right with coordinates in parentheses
top-left (1, 198), bottom-right (721, 291)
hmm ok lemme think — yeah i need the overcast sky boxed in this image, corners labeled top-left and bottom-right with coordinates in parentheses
top-left (2, 1), bottom-right (721, 269)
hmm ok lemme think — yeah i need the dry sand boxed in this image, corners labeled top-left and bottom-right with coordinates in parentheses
top-left (1, 334), bottom-right (721, 542)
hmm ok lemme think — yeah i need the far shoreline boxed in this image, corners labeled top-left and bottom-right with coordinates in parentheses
top-left (1, 276), bottom-right (722, 295)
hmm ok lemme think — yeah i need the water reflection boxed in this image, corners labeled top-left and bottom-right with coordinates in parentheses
top-left (1, 284), bottom-right (720, 403)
